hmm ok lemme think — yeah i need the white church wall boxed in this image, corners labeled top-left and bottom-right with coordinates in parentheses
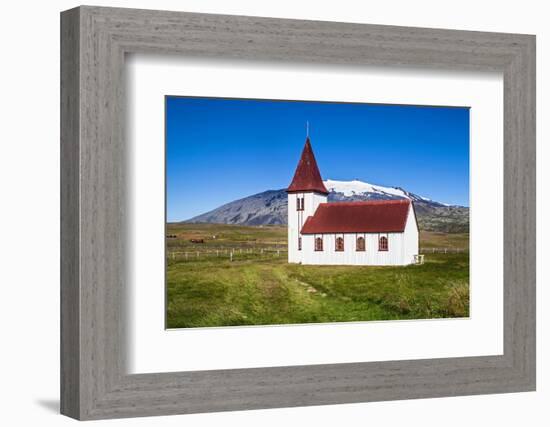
top-left (287, 191), bottom-right (327, 263)
top-left (300, 232), bottom-right (408, 266)
top-left (402, 204), bottom-right (420, 264)
top-left (287, 192), bottom-right (300, 263)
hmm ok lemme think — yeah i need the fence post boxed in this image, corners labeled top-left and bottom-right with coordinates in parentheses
top-left (230, 252), bottom-right (233, 262)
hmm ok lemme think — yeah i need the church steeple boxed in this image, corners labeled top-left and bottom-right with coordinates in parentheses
top-left (287, 137), bottom-right (328, 195)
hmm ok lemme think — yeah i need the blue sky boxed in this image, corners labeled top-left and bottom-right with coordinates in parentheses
top-left (166, 96), bottom-right (470, 221)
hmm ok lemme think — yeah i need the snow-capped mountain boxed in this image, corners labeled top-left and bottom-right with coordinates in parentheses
top-left (323, 179), bottom-right (447, 205)
top-left (185, 179), bottom-right (468, 232)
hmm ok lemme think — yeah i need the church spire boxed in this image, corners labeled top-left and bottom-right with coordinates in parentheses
top-left (287, 134), bottom-right (328, 195)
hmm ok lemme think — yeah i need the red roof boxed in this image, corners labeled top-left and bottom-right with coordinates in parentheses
top-left (287, 138), bottom-right (328, 195)
top-left (300, 200), bottom-right (412, 234)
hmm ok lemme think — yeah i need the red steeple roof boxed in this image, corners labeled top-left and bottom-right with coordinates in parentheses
top-left (287, 137), bottom-right (329, 195)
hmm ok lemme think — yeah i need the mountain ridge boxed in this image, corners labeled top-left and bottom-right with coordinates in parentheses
top-left (184, 179), bottom-right (469, 233)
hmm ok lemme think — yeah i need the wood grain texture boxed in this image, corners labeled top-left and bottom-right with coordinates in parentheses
top-left (60, 7), bottom-right (80, 419)
top-left (60, 6), bottom-right (536, 420)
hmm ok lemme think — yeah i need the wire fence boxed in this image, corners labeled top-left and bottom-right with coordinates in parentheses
top-left (167, 247), bottom-right (287, 262)
top-left (419, 247), bottom-right (468, 254)
top-left (167, 246), bottom-right (467, 262)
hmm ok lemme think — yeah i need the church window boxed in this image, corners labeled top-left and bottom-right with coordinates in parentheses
top-left (335, 237), bottom-right (344, 252)
top-left (315, 237), bottom-right (323, 251)
top-left (298, 237), bottom-right (302, 251)
top-left (379, 236), bottom-right (388, 251)
top-left (356, 236), bottom-right (365, 251)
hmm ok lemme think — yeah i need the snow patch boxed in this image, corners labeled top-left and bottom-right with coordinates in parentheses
top-left (324, 179), bottom-right (411, 199)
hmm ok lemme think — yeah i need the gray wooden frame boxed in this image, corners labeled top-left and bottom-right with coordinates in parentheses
top-left (60, 5), bottom-right (536, 420)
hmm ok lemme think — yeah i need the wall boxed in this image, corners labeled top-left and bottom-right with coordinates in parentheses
top-left (301, 232), bottom-right (408, 265)
top-left (288, 191), bottom-right (327, 262)
top-left (0, 1), bottom-right (547, 426)
top-left (403, 204), bottom-right (420, 264)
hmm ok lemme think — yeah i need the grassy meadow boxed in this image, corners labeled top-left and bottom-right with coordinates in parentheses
top-left (166, 223), bottom-right (469, 329)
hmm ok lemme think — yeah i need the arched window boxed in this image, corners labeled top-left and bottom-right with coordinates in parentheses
top-left (378, 236), bottom-right (388, 251)
top-left (296, 197), bottom-right (305, 211)
top-left (315, 237), bottom-right (323, 251)
top-left (298, 237), bottom-right (302, 251)
top-left (356, 236), bottom-right (365, 251)
top-left (335, 237), bottom-right (344, 252)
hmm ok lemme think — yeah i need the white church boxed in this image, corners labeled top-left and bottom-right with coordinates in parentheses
top-left (287, 137), bottom-right (419, 266)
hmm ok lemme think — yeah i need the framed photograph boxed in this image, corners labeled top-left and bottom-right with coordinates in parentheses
top-left (61, 6), bottom-right (536, 420)
top-left (164, 97), bottom-right (470, 330)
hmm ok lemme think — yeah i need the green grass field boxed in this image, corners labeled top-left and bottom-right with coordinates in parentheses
top-left (166, 223), bottom-right (469, 328)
